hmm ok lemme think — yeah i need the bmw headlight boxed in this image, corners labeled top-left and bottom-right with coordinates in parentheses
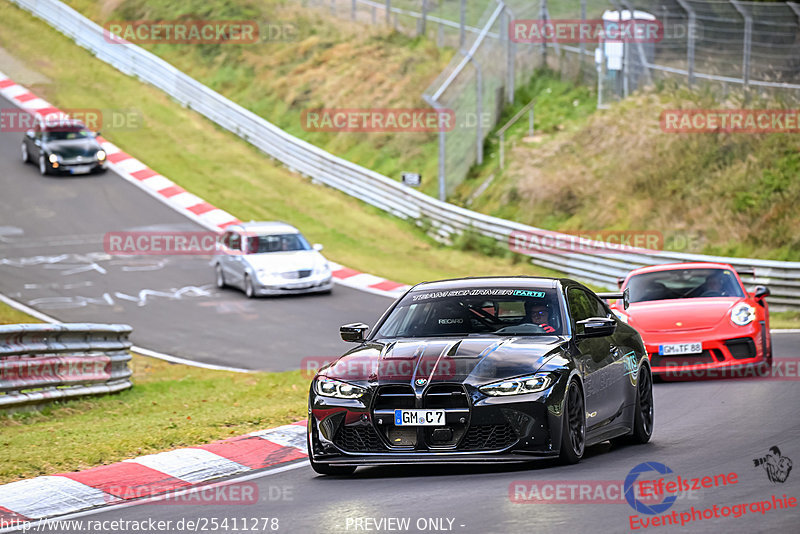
top-left (96, 150), bottom-right (106, 161)
top-left (315, 377), bottom-right (366, 399)
top-left (479, 373), bottom-right (554, 396)
top-left (48, 153), bottom-right (59, 164)
top-left (731, 303), bottom-right (755, 326)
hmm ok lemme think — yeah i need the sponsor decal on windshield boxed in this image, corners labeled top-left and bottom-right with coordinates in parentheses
top-left (411, 289), bottom-right (545, 301)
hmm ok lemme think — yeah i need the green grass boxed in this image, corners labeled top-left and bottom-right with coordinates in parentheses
top-left (0, 302), bottom-right (309, 484)
top-left (0, 1), bottom-right (558, 285)
top-left (453, 74), bottom-right (800, 260)
top-left (63, 0), bottom-right (453, 199)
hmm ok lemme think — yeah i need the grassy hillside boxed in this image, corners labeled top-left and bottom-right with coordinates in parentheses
top-left (64, 0), bottom-right (451, 198)
top-left (453, 75), bottom-right (800, 261)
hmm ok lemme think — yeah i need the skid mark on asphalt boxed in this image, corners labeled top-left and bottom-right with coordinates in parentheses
top-left (25, 285), bottom-right (216, 309)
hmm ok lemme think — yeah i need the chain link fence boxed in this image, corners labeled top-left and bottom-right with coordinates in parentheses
top-left (302, 0), bottom-right (800, 195)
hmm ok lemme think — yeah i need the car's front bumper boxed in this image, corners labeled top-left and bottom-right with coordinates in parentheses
top-left (308, 382), bottom-right (565, 466)
top-left (253, 275), bottom-right (333, 296)
top-left (641, 320), bottom-right (769, 377)
top-left (50, 161), bottom-right (106, 174)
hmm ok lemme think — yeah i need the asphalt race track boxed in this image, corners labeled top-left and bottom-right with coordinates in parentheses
top-left (2, 90), bottom-right (800, 533)
top-left (0, 94), bottom-right (389, 371)
top-left (46, 344), bottom-right (800, 533)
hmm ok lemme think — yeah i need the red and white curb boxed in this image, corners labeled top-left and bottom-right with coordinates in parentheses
top-left (0, 422), bottom-right (307, 525)
top-left (0, 70), bottom-right (411, 300)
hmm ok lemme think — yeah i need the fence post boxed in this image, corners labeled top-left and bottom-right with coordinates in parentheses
top-left (730, 0), bottom-right (751, 90)
top-left (460, 0), bottom-right (466, 47)
top-left (463, 52), bottom-right (483, 166)
top-left (675, 0), bottom-right (696, 88)
top-left (386, 0), bottom-right (391, 25)
top-left (579, 0), bottom-right (587, 72)
top-left (501, 2), bottom-right (516, 105)
top-left (539, 0), bottom-right (548, 67)
top-left (351, 0), bottom-right (356, 20)
top-left (330, 0), bottom-right (336, 15)
top-left (425, 96), bottom-right (448, 201)
top-left (420, 0), bottom-right (428, 36)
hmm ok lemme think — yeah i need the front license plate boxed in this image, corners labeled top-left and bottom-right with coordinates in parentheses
top-left (659, 342), bottom-right (702, 355)
top-left (69, 165), bottom-right (92, 174)
top-left (394, 409), bottom-right (446, 426)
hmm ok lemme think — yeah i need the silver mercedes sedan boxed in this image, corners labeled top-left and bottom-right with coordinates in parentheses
top-left (213, 222), bottom-right (333, 297)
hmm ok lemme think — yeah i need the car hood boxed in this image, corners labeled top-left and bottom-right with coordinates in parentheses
top-left (241, 250), bottom-right (325, 272)
top-left (626, 298), bottom-right (743, 332)
top-left (45, 139), bottom-right (101, 158)
top-left (321, 336), bottom-right (568, 387)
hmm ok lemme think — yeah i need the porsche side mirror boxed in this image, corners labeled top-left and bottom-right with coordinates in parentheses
top-left (754, 286), bottom-right (770, 300)
top-left (340, 323), bottom-right (369, 343)
top-left (313, 243), bottom-right (324, 251)
top-left (576, 317), bottom-right (617, 338)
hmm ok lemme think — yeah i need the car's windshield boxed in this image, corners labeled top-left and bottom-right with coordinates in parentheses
top-left (246, 233), bottom-right (310, 253)
top-left (627, 268), bottom-right (744, 303)
top-left (44, 128), bottom-right (92, 141)
top-left (374, 287), bottom-right (564, 338)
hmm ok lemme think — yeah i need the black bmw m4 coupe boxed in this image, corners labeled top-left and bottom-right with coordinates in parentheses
top-left (307, 276), bottom-right (654, 475)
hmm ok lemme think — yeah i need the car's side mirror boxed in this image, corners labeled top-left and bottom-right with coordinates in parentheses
top-left (340, 323), bottom-right (369, 343)
top-left (754, 286), bottom-right (770, 300)
top-left (576, 317), bottom-right (617, 338)
top-left (313, 243), bottom-right (324, 251)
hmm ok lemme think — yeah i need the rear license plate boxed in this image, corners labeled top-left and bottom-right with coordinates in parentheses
top-left (659, 342), bottom-right (702, 355)
top-left (70, 165), bottom-right (92, 174)
top-left (394, 409), bottom-right (446, 426)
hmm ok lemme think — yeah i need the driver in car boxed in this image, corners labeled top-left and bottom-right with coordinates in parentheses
top-left (525, 303), bottom-right (557, 334)
top-left (701, 272), bottom-right (727, 297)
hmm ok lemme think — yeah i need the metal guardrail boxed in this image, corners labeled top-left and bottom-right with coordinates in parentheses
top-left (0, 323), bottom-right (132, 408)
top-left (8, 0), bottom-right (800, 310)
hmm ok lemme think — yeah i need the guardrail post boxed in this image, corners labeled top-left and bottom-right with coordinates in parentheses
top-left (676, 0), bottom-right (696, 89)
top-left (730, 0), bottom-right (751, 90)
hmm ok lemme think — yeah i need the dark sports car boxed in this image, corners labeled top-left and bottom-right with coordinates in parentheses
top-left (21, 116), bottom-right (107, 175)
top-left (307, 276), bottom-right (654, 475)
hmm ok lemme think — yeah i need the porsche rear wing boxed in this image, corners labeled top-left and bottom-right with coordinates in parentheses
top-left (598, 288), bottom-right (630, 310)
top-left (735, 268), bottom-right (756, 279)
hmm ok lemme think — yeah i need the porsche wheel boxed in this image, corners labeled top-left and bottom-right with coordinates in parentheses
top-left (38, 155), bottom-right (49, 175)
top-left (559, 380), bottom-right (585, 464)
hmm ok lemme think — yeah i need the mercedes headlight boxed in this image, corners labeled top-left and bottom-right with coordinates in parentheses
top-left (96, 150), bottom-right (106, 161)
top-left (479, 373), bottom-right (555, 396)
top-left (314, 262), bottom-right (331, 275)
top-left (731, 303), bottom-right (755, 326)
top-left (48, 153), bottom-right (59, 164)
top-left (315, 377), bottom-right (366, 399)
